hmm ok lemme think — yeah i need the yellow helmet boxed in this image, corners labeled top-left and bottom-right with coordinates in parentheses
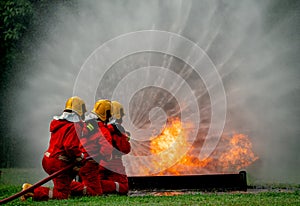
top-left (92, 99), bottom-right (112, 121)
top-left (64, 96), bottom-right (87, 117)
top-left (111, 101), bottom-right (125, 120)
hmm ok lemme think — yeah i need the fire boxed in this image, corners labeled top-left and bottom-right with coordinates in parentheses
top-left (149, 118), bottom-right (192, 175)
top-left (125, 117), bottom-right (259, 176)
top-left (147, 118), bottom-right (258, 175)
top-left (150, 118), bottom-right (189, 154)
top-left (218, 134), bottom-right (259, 171)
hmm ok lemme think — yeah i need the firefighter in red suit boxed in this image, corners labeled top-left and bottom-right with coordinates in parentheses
top-left (20, 96), bottom-right (87, 201)
top-left (70, 99), bottom-right (113, 196)
top-left (100, 101), bottom-right (131, 195)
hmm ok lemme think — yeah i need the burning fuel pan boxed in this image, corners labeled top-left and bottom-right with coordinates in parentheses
top-left (128, 171), bottom-right (247, 192)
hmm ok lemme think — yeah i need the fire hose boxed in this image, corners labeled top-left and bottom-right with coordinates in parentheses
top-left (0, 160), bottom-right (85, 205)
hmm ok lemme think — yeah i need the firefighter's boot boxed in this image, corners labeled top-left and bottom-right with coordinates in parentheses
top-left (20, 183), bottom-right (34, 201)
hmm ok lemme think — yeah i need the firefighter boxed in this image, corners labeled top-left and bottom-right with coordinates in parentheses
top-left (70, 99), bottom-right (113, 196)
top-left (21, 96), bottom-right (87, 201)
top-left (100, 101), bottom-right (131, 195)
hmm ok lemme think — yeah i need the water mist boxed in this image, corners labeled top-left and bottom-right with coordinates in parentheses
top-left (12, 0), bottom-right (300, 184)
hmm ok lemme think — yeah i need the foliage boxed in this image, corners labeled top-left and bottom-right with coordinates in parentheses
top-left (0, 0), bottom-right (34, 168)
top-left (0, 0), bottom-right (77, 168)
top-left (0, 0), bottom-right (33, 69)
top-left (0, 1), bottom-right (32, 41)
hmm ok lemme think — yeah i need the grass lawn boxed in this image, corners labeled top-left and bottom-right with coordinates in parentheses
top-left (0, 168), bottom-right (299, 205)
top-left (0, 185), bottom-right (299, 206)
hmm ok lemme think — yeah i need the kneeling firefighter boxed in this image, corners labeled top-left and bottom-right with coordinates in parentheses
top-left (70, 99), bottom-right (113, 196)
top-left (100, 101), bottom-right (131, 195)
top-left (21, 96), bottom-right (87, 201)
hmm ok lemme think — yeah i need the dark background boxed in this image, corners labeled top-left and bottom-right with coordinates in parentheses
top-left (0, 0), bottom-right (78, 167)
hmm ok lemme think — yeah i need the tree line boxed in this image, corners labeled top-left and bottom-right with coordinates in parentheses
top-left (0, 0), bottom-right (77, 168)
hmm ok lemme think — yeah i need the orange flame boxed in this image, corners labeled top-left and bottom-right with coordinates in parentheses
top-left (126, 118), bottom-right (259, 176)
top-left (148, 118), bottom-right (258, 175)
top-left (151, 118), bottom-right (189, 154)
top-left (149, 118), bottom-right (192, 175)
top-left (218, 134), bottom-right (259, 171)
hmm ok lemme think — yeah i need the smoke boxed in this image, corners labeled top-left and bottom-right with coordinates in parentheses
top-left (13, 0), bottom-right (299, 183)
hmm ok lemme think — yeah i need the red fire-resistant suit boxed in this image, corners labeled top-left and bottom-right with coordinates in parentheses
top-left (70, 119), bottom-right (113, 196)
top-left (99, 123), bottom-right (131, 195)
top-left (33, 115), bottom-right (85, 201)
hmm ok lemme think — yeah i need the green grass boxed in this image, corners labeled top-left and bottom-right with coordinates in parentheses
top-left (0, 168), bottom-right (299, 205)
top-left (0, 168), bottom-right (51, 186)
top-left (0, 185), bottom-right (299, 206)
